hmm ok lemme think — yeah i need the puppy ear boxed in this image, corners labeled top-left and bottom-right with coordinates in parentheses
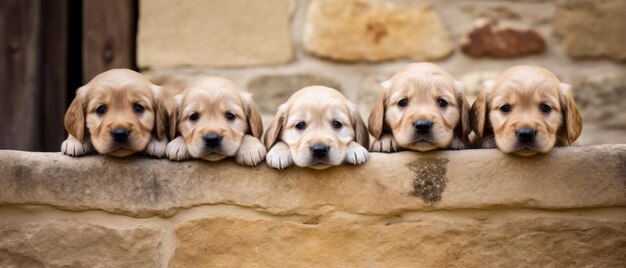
top-left (263, 104), bottom-right (287, 150)
top-left (64, 86), bottom-right (88, 142)
top-left (453, 81), bottom-right (471, 140)
top-left (557, 83), bottom-right (583, 145)
top-left (242, 92), bottom-right (264, 139)
top-left (349, 102), bottom-right (369, 148)
top-left (470, 86), bottom-right (491, 139)
top-left (151, 85), bottom-right (168, 141)
top-left (168, 94), bottom-right (182, 140)
top-left (368, 90), bottom-right (387, 139)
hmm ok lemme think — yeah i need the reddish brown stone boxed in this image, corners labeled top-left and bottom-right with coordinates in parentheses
top-left (460, 20), bottom-right (546, 58)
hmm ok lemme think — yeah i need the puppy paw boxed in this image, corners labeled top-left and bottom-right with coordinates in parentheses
top-left (345, 141), bottom-right (369, 165)
top-left (145, 136), bottom-right (168, 158)
top-left (235, 135), bottom-right (267, 166)
top-left (369, 134), bottom-right (399, 153)
top-left (61, 136), bottom-right (93, 156)
top-left (166, 136), bottom-right (189, 161)
top-left (448, 137), bottom-right (466, 150)
top-left (266, 142), bottom-right (293, 169)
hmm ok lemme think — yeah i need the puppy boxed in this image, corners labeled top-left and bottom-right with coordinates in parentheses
top-left (368, 63), bottom-right (470, 152)
top-left (470, 65), bottom-right (583, 156)
top-left (61, 69), bottom-right (168, 157)
top-left (264, 86), bottom-right (369, 169)
top-left (166, 77), bottom-right (266, 166)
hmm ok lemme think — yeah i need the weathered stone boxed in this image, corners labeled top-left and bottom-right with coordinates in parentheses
top-left (0, 145), bottom-right (624, 217)
top-left (554, 0), bottom-right (626, 61)
top-left (462, 6), bottom-right (521, 20)
top-left (0, 220), bottom-right (158, 267)
top-left (170, 215), bottom-right (626, 267)
top-left (248, 73), bottom-right (342, 114)
top-left (573, 73), bottom-right (626, 128)
top-left (303, 0), bottom-right (452, 62)
top-left (460, 70), bottom-right (500, 97)
top-left (460, 19), bottom-right (546, 58)
top-left (137, 0), bottom-right (293, 68)
top-left (358, 73), bottom-right (389, 116)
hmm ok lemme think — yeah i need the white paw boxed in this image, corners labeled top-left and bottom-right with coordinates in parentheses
top-left (266, 142), bottom-right (293, 169)
top-left (144, 137), bottom-right (168, 158)
top-left (345, 141), bottom-right (369, 165)
top-left (369, 134), bottom-right (399, 153)
top-left (166, 136), bottom-right (189, 161)
top-left (448, 137), bottom-right (466, 150)
top-left (235, 135), bottom-right (267, 166)
top-left (61, 136), bottom-right (93, 156)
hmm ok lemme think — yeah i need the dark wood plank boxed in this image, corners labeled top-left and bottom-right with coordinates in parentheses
top-left (82, 0), bottom-right (135, 82)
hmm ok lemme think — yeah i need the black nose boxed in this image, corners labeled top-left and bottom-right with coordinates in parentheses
top-left (203, 134), bottom-right (222, 148)
top-left (413, 120), bottom-right (433, 134)
top-left (111, 128), bottom-right (129, 143)
top-left (516, 128), bottom-right (536, 143)
top-left (310, 144), bottom-right (329, 158)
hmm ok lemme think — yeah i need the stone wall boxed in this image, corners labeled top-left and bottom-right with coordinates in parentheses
top-left (1, 145), bottom-right (625, 267)
top-left (137, 0), bottom-right (626, 145)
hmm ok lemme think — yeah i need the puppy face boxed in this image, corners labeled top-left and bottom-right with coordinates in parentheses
top-left (170, 77), bottom-right (262, 161)
top-left (264, 86), bottom-right (368, 169)
top-left (64, 69), bottom-right (167, 157)
top-left (471, 65), bottom-right (582, 156)
top-left (369, 63), bottom-right (470, 151)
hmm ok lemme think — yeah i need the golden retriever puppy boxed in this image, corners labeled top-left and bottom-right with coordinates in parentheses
top-left (470, 65), bottom-right (583, 156)
top-left (263, 86), bottom-right (369, 169)
top-left (166, 77), bottom-right (266, 166)
top-left (61, 69), bottom-right (168, 157)
top-left (368, 63), bottom-right (470, 152)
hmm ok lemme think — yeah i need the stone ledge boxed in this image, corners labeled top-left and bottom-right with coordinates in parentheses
top-left (1, 145), bottom-right (624, 218)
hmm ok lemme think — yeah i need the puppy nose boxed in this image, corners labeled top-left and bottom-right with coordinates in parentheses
top-left (516, 128), bottom-right (536, 143)
top-left (413, 120), bottom-right (433, 134)
top-left (111, 128), bottom-right (129, 143)
top-left (310, 144), bottom-right (329, 158)
top-left (203, 134), bottom-right (222, 148)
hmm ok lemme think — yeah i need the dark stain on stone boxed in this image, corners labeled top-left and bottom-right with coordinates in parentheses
top-left (407, 158), bottom-right (449, 203)
top-left (367, 21), bottom-right (387, 43)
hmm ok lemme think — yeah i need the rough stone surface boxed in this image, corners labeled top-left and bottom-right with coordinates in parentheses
top-left (460, 19), bottom-right (546, 58)
top-left (1, 145), bottom-right (624, 217)
top-left (460, 70), bottom-right (500, 97)
top-left (170, 215), bottom-right (626, 267)
top-left (248, 73), bottom-right (342, 114)
top-left (554, 0), bottom-right (626, 61)
top-left (574, 73), bottom-right (626, 129)
top-left (303, 0), bottom-right (453, 62)
top-left (0, 220), bottom-right (158, 268)
top-left (137, 0), bottom-right (293, 68)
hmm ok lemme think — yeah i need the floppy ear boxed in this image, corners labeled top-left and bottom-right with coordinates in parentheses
top-left (151, 85), bottom-right (168, 141)
top-left (470, 81), bottom-right (493, 139)
top-left (557, 83), bottom-right (583, 145)
top-left (242, 92), bottom-right (264, 139)
top-left (168, 95), bottom-right (183, 140)
top-left (263, 104), bottom-right (287, 150)
top-left (368, 90), bottom-right (387, 139)
top-left (453, 81), bottom-right (471, 140)
top-left (349, 102), bottom-right (369, 148)
top-left (64, 86), bottom-right (88, 142)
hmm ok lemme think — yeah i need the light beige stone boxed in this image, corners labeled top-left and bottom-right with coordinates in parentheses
top-left (0, 145), bottom-right (624, 217)
top-left (554, 0), bottom-right (626, 61)
top-left (460, 70), bottom-right (500, 97)
top-left (170, 215), bottom-right (626, 267)
top-left (303, 0), bottom-right (453, 62)
top-left (0, 220), bottom-right (158, 268)
top-left (573, 72), bottom-right (626, 128)
top-left (137, 0), bottom-right (293, 68)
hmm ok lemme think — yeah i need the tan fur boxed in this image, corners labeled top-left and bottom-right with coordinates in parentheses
top-left (61, 69), bottom-right (168, 157)
top-left (368, 63), bottom-right (470, 152)
top-left (263, 86), bottom-right (369, 169)
top-left (470, 65), bottom-right (583, 156)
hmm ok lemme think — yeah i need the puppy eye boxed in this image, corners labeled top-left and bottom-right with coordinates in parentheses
top-left (397, 98), bottom-right (408, 107)
top-left (225, 112), bottom-right (236, 121)
top-left (95, 105), bottom-right (106, 115)
top-left (436, 99), bottom-right (448, 108)
top-left (189, 112), bottom-right (199, 121)
top-left (540, 104), bottom-right (552, 113)
top-left (133, 104), bottom-right (145, 113)
top-left (295, 122), bottom-right (306, 130)
top-left (332, 120), bottom-right (343, 129)
top-left (500, 104), bottom-right (512, 113)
